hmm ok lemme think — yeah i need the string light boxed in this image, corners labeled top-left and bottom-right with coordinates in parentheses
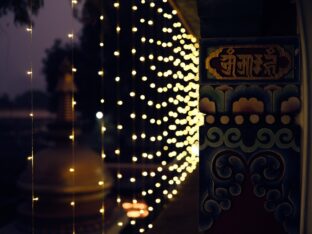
top-left (69, 1), bottom-right (77, 233)
top-left (130, 0), bottom-right (139, 216)
top-left (114, 0), bottom-right (123, 210)
top-left (26, 1), bottom-right (35, 232)
top-left (99, 0), bottom-right (106, 232)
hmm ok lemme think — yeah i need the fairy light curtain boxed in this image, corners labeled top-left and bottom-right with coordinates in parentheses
top-left (38, 0), bottom-right (199, 232)
top-left (102, 0), bottom-right (200, 232)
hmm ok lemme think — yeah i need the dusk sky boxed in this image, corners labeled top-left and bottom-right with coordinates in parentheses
top-left (0, 0), bottom-right (82, 98)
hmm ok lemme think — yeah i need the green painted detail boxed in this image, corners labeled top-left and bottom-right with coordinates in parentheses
top-left (201, 127), bottom-right (299, 153)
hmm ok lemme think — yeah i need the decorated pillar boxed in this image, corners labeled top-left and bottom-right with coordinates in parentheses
top-left (197, 0), bottom-right (301, 233)
top-left (297, 0), bottom-right (312, 233)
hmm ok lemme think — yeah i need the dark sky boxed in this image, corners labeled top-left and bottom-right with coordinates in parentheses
top-left (0, 0), bottom-right (82, 98)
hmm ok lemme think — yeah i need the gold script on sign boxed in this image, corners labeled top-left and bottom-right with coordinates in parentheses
top-left (205, 45), bottom-right (292, 80)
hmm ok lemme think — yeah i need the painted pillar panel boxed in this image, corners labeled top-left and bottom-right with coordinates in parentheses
top-left (199, 38), bottom-right (301, 234)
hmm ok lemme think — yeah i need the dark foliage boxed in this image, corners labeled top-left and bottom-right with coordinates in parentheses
top-left (0, 0), bottom-right (44, 25)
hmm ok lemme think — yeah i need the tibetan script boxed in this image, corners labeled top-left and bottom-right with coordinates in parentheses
top-left (205, 45), bottom-right (292, 80)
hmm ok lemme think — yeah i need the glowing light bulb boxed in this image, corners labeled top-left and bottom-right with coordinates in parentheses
top-left (96, 111), bottom-right (104, 119)
top-left (98, 70), bottom-right (104, 76)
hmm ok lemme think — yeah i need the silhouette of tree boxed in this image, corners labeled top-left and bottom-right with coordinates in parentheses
top-left (0, 0), bottom-right (44, 25)
top-left (0, 94), bottom-right (12, 109)
top-left (14, 90), bottom-right (49, 109)
top-left (42, 0), bottom-right (116, 127)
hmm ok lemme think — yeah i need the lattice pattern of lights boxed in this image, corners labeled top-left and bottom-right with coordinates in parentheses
top-left (58, 0), bottom-right (201, 232)
top-left (108, 0), bottom-right (201, 232)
